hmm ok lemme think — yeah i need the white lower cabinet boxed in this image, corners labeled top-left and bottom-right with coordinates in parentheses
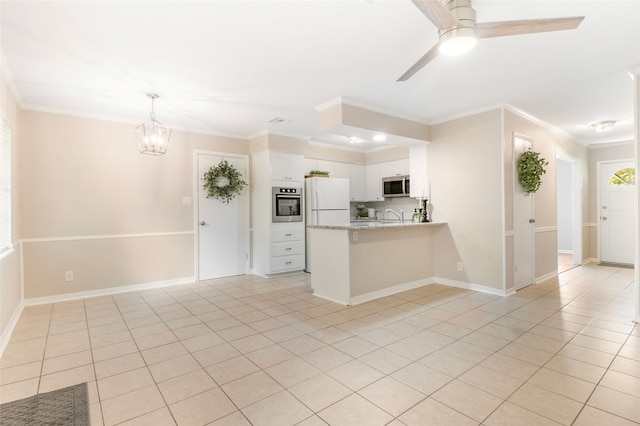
top-left (270, 226), bottom-right (305, 273)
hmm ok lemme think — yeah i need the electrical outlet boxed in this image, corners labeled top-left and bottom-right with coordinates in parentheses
top-left (456, 262), bottom-right (463, 272)
top-left (65, 271), bottom-right (74, 282)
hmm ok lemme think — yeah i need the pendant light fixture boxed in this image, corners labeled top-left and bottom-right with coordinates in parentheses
top-left (134, 93), bottom-right (171, 155)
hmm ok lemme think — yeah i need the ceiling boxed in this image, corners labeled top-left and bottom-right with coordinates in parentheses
top-left (1, 0), bottom-right (639, 151)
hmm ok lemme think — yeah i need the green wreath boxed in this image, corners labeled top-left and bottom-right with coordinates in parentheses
top-left (517, 150), bottom-right (548, 194)
top-left (203, 160), bottom-right (247, 203)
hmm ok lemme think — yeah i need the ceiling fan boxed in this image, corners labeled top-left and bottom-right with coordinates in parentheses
top-left (398, 0), bottom-right (584, 81)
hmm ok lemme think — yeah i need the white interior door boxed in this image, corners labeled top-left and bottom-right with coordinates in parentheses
top-left (514, 135), bottom-right (535, 290)
top-left (599, 161), bottom-right (635, 265)
top-left (197, 152), bottom-right (249, 280)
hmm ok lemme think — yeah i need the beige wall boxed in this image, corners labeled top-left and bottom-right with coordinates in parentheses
top-left (503, 109), bottom-right (588, 283)
top-left (635, 71), bottom-right (640, 323)
top-left (19, 110), bottom-right (248, 299)
top-left (0, 68), bottom-right (22, 342)
top-left (430, 109), bottom-right (505, 291)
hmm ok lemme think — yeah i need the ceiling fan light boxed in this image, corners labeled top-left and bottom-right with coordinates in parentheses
top-left (439, 27), bottom-right (477, 56)
top-left (438, 27), bottom-right (478, 56)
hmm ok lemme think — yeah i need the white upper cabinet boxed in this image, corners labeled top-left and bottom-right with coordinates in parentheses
top-left (304, 158), bottom-right (317, 176)
top-left (305, 159), bottom-right (351, 179)
top-left (379, 159), bottom-right (409, 178)
top-left (271, 152), bottom-right (304, 182)
top-left (410, 144), bottom-right (428, 198)
top-left (324, 160), bottom-right (351, 179)
top-left (365, 164), bottom-right (384, 201)
top-left (349, 164), bottom-right (366, 201)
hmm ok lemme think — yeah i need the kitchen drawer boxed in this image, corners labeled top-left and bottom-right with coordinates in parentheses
top-left (272, 228), bottom-right (304, 242)
top-left (271, 241), bottom-right (304, 257)
top-left (270, 254), bottom-right (305, 272)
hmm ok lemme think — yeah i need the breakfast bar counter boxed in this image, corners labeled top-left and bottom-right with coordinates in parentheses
top-left (307, 222), bottom-right (445, 305)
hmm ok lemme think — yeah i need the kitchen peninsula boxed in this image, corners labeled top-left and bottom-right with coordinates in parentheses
top-left (308, 221), bottom-right (445, 305)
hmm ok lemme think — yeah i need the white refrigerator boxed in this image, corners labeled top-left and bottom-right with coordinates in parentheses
top-left (305, 177), bottom-right (350, 272)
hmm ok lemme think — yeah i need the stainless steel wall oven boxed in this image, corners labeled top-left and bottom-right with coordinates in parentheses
top-left (272, 187), bottom-right (303, 222)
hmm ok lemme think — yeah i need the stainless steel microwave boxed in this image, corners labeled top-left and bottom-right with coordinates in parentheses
top-left (382, 175), bottom-right (410, 197)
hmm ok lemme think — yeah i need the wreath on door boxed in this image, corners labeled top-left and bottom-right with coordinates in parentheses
top-left (202, 160), bottom-right (247, 203)
top-left (517, 150), bottom-right (548, 194)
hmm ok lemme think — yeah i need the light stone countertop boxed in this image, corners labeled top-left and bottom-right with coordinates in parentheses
top-left (307, 221), bottom-right (446, 230)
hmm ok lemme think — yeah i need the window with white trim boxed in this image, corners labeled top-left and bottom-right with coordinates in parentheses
top-left (1, 117), bottom-right (12, 255)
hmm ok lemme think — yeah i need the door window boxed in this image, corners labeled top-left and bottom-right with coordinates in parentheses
top-left (609, 167), bottom-right (635, 186)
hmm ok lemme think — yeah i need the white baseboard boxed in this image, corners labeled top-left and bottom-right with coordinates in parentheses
top-left (536, 271), bottom-right (558, 284)
top-left (349, 278), bottom-right (435, 306)
top-left (435, 277), bottom-right (509, 297)
top-left (0, 303), bottom-right (24, 358)
top-left (22, 276), bottom-right (196, 307)
top-left (312, 293), bottom-right (352, 306)
top-left (0, 276), bottom-right (195, 358)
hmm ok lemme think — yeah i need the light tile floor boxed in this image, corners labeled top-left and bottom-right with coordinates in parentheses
top-left (1, 264), bottom-right (639, 425)
top-left (558, 254), bottom-right (579, 274)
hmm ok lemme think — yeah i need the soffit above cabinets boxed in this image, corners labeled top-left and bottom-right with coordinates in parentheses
top-left (314, 98), bottom-right (430, 153)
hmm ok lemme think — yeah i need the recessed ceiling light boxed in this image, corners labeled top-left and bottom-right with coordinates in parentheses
top-left (589, 120), bottom-right (617, 132)
top-left (349, 137), bottom-right (365, 144)
top-left (373, 134), bottom-right (387, 142)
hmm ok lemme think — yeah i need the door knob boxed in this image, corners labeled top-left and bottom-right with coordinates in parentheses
top-left (602, 205), bottom-right (607, 210)
top-left (529, 218), bottom-right (535, 223)
top-left (601, 216), bottom-right (607, 221)
top-left (200, 221), bottom-right (206, 226)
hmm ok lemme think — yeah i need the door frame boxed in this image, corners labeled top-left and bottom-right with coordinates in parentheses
top-left (556, 152), bottom-right (583, 267)
top-left (193, 150), bottom-right (251, 282)
top-left (596, 158), bottom-right (634, 263)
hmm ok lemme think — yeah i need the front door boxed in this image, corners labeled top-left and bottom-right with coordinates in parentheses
top-left (514, 134), bottom-right (535, 290)
top-left (599, 161), bottom-right (635, 265)
top-left (196, 152), bottom-right (249, 280)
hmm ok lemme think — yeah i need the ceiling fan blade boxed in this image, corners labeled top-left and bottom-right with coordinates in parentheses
top-left (476, 16), bottom-right (584, 39)
top-left (397, 43), bottom-right (440, 82)
top-left (411, 0), bottom-right (461, 31)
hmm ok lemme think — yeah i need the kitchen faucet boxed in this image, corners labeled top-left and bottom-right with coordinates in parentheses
top-left (385, 208), bottom-right (404, 223)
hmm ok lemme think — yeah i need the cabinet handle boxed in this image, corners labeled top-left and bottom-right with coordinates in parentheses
top-left (285, 261), bottom-right (292, 265)
top-left (285, 233), bottom-right (292, 236)
top-left (285, 247), bottom-right (292, 251)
